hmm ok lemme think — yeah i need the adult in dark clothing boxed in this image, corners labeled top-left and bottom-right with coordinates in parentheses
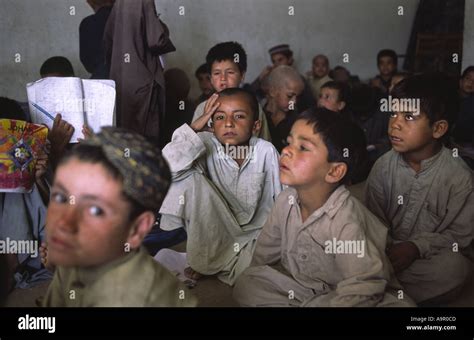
top-left (79, 0), bottom-right (115, 79)
top-left (104, 0), bottom-right (176, 144)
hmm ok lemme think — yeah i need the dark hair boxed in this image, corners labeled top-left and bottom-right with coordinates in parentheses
top-left (195, 63), bottom-right (209, 78)
top-left (321, 81), bottom-right (349, 103)
top-left (377, 49), bottom-right (398, 66)
top-left (206, 42), bottom-right (247, 74)
top-left (40, 56), bottom-right (75, 77)
top-left (295, 108), bottom-right (368, 185)
top-left (461, 66), bottom-right (474, 79)
top-left (58, 144), bottom-right (148, 222)
top-left (391, 73), bottom-right (459, 133)
top-left (217, 87), bottom-right (259, 122)
top-left (275, 50), bottom-right (293, 60)
top-left (0, 97), bottom-right (26, 121)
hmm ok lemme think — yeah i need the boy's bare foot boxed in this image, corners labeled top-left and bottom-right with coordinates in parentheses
top-left (39, 242), bottom-right (55, 272)
top-left (184, 267), bottom-right (204, 280)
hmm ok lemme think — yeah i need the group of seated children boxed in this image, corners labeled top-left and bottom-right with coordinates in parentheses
top-left (2, 40), bottom-right (473, 308)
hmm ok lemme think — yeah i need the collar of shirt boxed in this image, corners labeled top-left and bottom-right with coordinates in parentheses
top-left (71, 248), bottom-right (141, 286)
top-left (397, 146), bottom-right (446, 175)
top-left (210, 135), bottom-right (259, 170)
top-left (291, 185), bottom-right (350, 228)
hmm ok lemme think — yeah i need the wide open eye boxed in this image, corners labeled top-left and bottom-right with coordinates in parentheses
top-left (88, 205), bottom-right (104, 217)
top-left (51, 192), bottom-right (68, 204)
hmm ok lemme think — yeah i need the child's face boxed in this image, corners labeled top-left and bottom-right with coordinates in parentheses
top-left (271, 80), bottom-right (304, 113)
top-left (210, 60), bottom-right (245, 92)
top-left (212, 94), bottom-right (259, 146)
top-left (271, 53), bottom-right (293, 67)
top-left (388, 111), bottom-right (438, 154)
top-left (378, 56), bottom-right (396, 78)
top-left (318, 87), bottom-right (344, 112)
top-left (312, 57), bottom-right (329, 78)
top-left (279, 120), bottom-right (331, 188)
top-left (197, 73), bottom-right (213, 96)
top-left (460, 71), bottom-right (474, 95)
top-left (46, 159), bottom-right (134, 268)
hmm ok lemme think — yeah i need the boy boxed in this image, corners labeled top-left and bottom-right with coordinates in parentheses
top-left (40, 56), bottom-right (75, 78)
top-left (370, 49), bottom-right (397, 97)
top-left (459, 66), bottom-right (474, 98)
top-left (192, 41), bottom-right (271, 142)
top-left (317, 81), bottom-right (348, 113)
top-left (160, 88), bottom-right (282, 285)
top-left (307, 54), bottom-right (333, 101)
top-left (194, 63), bottom-right (214, 105)
top-left (251, 44), bottom-right (314, 112)
top-left (263, 65), bottom-right (304, 152)
top-left (233, 108), bottom-right (414, 307)
top-left (365, 73), bottom-right (473, 304)
top-left (42, 128), bottom-right (197, 307)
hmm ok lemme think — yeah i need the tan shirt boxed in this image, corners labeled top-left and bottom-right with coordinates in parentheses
top-left (252, 186), bottom-right (401, 307)
top-left (365, 147), bottom-right (474, 258)
top-left (43, 247), bottom-right (197, 307)
top-left (306, 74), bottom-right (332, 101)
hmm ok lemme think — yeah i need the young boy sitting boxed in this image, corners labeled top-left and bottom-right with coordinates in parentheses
top-left (42, 128), bottom-right (197, 307)
top-left (317, 81), bottom-right (348, 113)
top-left (233, 108), bottom-right (414, 307)
top-left (306, 54), bottom-right (333, 101)
top-left (263, 65), bottom-right (304, 152)
top-left (192, 41), bottom-right (271, 142)
top-left (365, 73), bottom-right (474, 305)
top-left (370, 49), bottom-right (397, 97)
top-left (159, 88), bottom-right (282, 285)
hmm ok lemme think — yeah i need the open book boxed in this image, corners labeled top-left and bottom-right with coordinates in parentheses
top-left (26, 77), bottom-right (116, 142)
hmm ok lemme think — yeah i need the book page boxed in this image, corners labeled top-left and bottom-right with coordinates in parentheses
top-left (82, 79), bottom-right (116, 132)
top-left (27, 77), bottom-right (84, 142)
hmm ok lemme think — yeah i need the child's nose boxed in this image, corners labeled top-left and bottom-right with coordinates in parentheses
top-left (56, 206), bottom-right (79, 233)
top-left (225, 116), bottom-right (234, 127)
top-left (390, 114), bottom-right (403, 129)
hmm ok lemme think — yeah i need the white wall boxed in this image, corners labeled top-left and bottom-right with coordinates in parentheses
top-left (463, 0), bottom-right (474, 71)
top-left (1, 0), bottom-right (420, 101)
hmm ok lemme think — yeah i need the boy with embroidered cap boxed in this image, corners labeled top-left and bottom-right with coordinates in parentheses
top-left (160, 87), bottom-right (282, 286)
top-left (42, 127), bottom-right (197, 307)
top-left (365, 73), bottom-right (474, 304)
top-left (233, 108), bottom-right (414, 307)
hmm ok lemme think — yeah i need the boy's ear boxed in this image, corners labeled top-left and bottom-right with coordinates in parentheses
top-left (432, 119), bottom-right (449, 139)
top-left (240, 71), bottom-right (246, 83)
top-left (252, 119), bottom-right (262, 135)
top-left (126, 211), bottom-right (156, 250)
top-left (338, 101), bottom-right (346, 111)
top-left (325, 162), bottom-right (347, 184)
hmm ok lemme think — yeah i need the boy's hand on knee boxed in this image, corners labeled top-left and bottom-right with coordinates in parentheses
top-left (387, 241), bottom-right (420, 273)
top-left (191, 93), bottom-right (219, 133)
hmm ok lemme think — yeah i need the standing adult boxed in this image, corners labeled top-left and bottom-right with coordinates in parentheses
top-left (79, 0), bottom-right (115, 79)
top-left (104, 0), bottom-right (176, 144)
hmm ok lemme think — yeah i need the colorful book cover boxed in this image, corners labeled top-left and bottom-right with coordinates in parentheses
top-left (0, 119), bottom-right (48, 193)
